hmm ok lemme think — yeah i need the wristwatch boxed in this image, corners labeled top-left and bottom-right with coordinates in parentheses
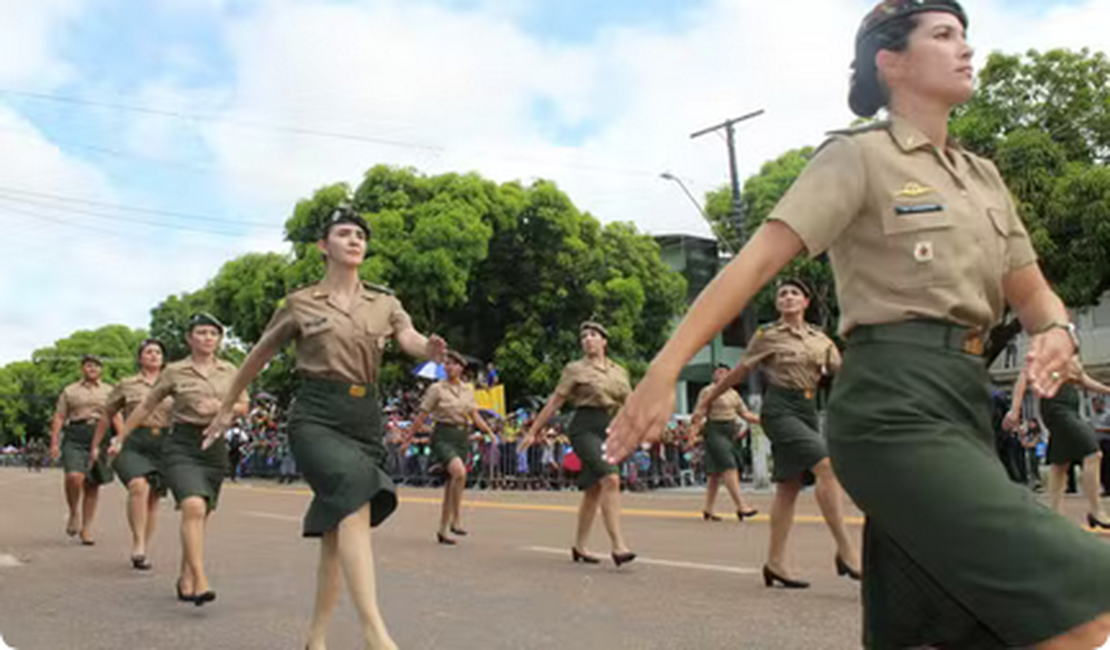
top-left (1039, 322), bottom-right (1080, 353)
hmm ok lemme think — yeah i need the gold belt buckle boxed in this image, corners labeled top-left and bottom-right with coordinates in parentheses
top-left (150, 427), bottom-right (161, 437)
top-left (805, 387), bottom-right (814, 400)
top-left (349, 385), bottom-right (367, 398)
top-left (963, 331), bottom-right (984, 355)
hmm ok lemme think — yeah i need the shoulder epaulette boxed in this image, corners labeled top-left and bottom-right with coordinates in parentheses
top-left (826, 120), bottom-right (891, 138)
top-left (362, 281), bottom-right (395, 296)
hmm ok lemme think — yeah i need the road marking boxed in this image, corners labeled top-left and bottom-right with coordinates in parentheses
top-left (243, 511), bottom-right (300, 523)
top-left (522, 546), bottom-right (759, 575)
top-left (227, 484), bottom-right (864, 525)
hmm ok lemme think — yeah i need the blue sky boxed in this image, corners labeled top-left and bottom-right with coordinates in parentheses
top-left (0, 0), bottom-right (1106, 362)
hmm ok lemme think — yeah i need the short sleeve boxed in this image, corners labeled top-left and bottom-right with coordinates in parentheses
top-left (54, 389), bottom-right (69, 419)
top-left (389, 298), bottom-right (414, 336)
top-left (739, 330), bottom-right (774, 370)
top-left (615, 366), bottom-right (632, 402)
top-left (553, 364), bottom-right (578, 399)
top-left (261, 299), bottom-right (300, 345)
top-left (419, 384), bottom-right (440, 414)
top-left (106, 384), bottom-right (127, 415)
top-left (985, 161), bottom-right (1038, 273)
top-left (146, 370), bottom-right (176, 407)
top-left (767, 136), bottom-right (866, 257)
top-left (827, 341), bottom-right (843, 373)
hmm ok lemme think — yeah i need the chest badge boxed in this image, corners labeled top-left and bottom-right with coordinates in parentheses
top-left (913, 241), bottom-right (935, 263)
top-left (895, 182), bottom-right (935, 198)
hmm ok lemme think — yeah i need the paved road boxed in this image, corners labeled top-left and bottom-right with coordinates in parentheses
top-left (0, 468), bottom-right (1105, 649)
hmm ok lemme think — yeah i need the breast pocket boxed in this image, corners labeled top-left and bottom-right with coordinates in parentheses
top-left (880, 200), bottom-right (957, 290)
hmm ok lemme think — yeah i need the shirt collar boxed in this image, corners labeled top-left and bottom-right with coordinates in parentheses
top-left (888, 114), bottom-right (964, 154)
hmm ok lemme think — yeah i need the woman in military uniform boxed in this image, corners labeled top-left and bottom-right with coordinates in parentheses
top-left (112, 314), bottom-right (248, 606)
top-left (521, 321), bottom-right (636, 567)
top-left (1005, 356), bottom-right (1110, 529)
top-left (48, 354), bottom-right (115, 545)
top-left (689, 363), bottom-right (760, 522)
top-left (607, 1), bottom-right (1110, 646)
top-left (204, 205), bottom-right (444, 650)
top-left (412, 350), bottom-right (495, 545)
top-left (91, 339), bottom-right (172, 570)
top-left (696, 280), bottom-right (859, 588)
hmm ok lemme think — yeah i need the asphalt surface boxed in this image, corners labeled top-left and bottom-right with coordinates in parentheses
top-left (0, 468), bottom-right (1106, 650)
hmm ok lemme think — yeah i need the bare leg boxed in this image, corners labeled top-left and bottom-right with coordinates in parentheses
top-left (598, 474), bottom-right (631, 554)
top-left (80, 480), bottom-right (100, 540)
top-left (64, 473), bottom-right (83, 533)
top-left (1081, 453), bottom-right (1109, 521)
top-left (145, 489), bottom-right (159, 546)
top-left (438, 470), bottom-right (454, 537)
top-left (1047, 463), bottom-right (1068, 514)
top-left (1035, 612), bottom-right (1110, 650)
top-left (336, 504), bottom-right (397, 650)
top-left (179, 497), bottom-right (210, 594)
top-left (575, 484), bottom-right (603, 553)
top-left (812, 459), bottom-right (860, 572)
top-left (448, 459), bottom-right (467, 530)
top-left (703, 474), bottom-right (720, 514)
top-left (127, 478), bottom-right (151, 556)
top-left (721, 469), bottom-right (751, 512)
top-left (766, 478), bottom-right (802, 577)
top-left (306, 530), bottom-right (341, 650)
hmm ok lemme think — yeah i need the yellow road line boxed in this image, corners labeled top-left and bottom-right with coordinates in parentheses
top-left (227, 483), bottom-right (866, 526)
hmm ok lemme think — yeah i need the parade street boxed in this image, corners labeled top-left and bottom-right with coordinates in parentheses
top-left (0, 468), bottom-right (1105, 650)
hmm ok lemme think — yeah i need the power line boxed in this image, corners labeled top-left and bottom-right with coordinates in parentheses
top-left (0, 87), bottom-right (444, 152)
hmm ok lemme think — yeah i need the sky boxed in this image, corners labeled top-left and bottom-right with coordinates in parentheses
top-left (0, 0), bottom-right (1108, 363)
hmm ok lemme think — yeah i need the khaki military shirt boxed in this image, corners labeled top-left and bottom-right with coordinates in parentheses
top-left (696, 385), bottom-right (750, 422)
top-left (107, 374), bottom-right (173, 428)
top-left (147, 358), bottom-right (248, 426)
top-left (262, 282), bottom-right (414, 385)
top-left (55, 380), bottom-right (113, 424)
top-left (419, 380), bottom-right (477, 426)
top-left (740, 321), bottom-right (840, 391)
top-left (554, 357), bottom-right (632, 410)
top-left (769, 116), bottom-right (1038, 336)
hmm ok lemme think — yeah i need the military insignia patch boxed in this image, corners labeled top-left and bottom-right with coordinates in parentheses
top-left (895, 182), bottom-right (936, 198)
top-left (913, 241), bottom-right (934, 263)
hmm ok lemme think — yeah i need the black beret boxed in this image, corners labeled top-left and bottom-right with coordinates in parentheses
top-left (857, 0), bottom-right (967, 44)
top-left (188, 312), bottom-right (225, 335)
top-left (580, 321), bottom-right (609, 339)
top-left (322, 203), bottom-right (371, 240)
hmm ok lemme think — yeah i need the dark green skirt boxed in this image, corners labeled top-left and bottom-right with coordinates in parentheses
top-left (113, 427), bottom-right (166, 495)
top-left (1042, 384), bottom-right (1099, 465)
top-left (703, 420), bottom-right (743, 475)
top-left (163, 423), bottom-right (227, 512)
top-left (61, 422), bottom-right (113, 485)
top-left (568, 407), bottom-right (618, 490)
top-left (289, 378), bottom-right (397, 536)
top-left (761, 386), bottom-right (826, 482)
top-left (430, 424), bottom-right (469, 469)
top-left (829, 322), bottom-right (1110, 649)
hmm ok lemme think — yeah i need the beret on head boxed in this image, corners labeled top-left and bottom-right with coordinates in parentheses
top-left (322, 203), bottom-right (371, 239)
top-left (857, 0), bottom-right (967, 44)
top-left (580, 321), bottom-right (609, 339)
top-left (188, 312), bottom-right (225, 335)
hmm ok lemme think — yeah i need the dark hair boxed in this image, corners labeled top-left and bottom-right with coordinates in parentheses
top-left (136, 338), bottom-right (167, 368)
top-left (849, 15), bottom-right (918, 118)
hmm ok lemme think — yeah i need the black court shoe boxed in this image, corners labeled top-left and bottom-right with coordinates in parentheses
top-left (175, 579), bottom-right (192, 602)
top-left (131, 554), bottom-right (152, 571)
top-left (762, 565), bottom-right (809, 589)
top-left (702, 511), bottom-right (722, 522)
top-left (192, 591), bottom-right (216, 607)
top-left (612, 551), bottom-right (637, 568)
top-left (1088, 514), bottom-right (1110, 530)
top-left (737, 509), bottom-right (759, 521)
top-left (449, 526), bottom-right (469, 536)
top-left (835, 555), bottom-right (862, 581)
top-left (571, 547), bottom-right (601, 564)
top-left (436, 532), bottom-right (457, 546)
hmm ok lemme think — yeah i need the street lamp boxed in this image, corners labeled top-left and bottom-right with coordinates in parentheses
top-left (660, 172), bottom-right (733, 254)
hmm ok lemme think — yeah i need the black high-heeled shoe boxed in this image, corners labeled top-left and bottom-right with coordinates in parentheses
top-left (449, 526), bottom-right (469, 536)
top-left (612, 551), bottom-right (637, 568)
top-left (192, 590), bottom-right (216, 607)
top-left (737, 509), bottom-right (759, 521)
top-left (131, 555), bottom-right (152, 571)
top-left (571, 547), bottom-right (600, 564)
top-left (762, 565), bottom-right (809, 589)
top-left (175, 579), bottom-right (192, 602)
top-left (436, 532), bottom-right (456, 545)
top-left (835, 555), bottom-right (862, 581)
top-left (702, 511), bottom-right (722, 522)
top-left (1088, 514), bottom-right (1110, 530)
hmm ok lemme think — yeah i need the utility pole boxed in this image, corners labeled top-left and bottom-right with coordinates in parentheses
top-left (690, 109), bottom-right (765, 402)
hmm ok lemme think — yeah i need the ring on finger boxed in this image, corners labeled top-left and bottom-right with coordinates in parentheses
top-left (1050, 371), bottom-right (1061, 381)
